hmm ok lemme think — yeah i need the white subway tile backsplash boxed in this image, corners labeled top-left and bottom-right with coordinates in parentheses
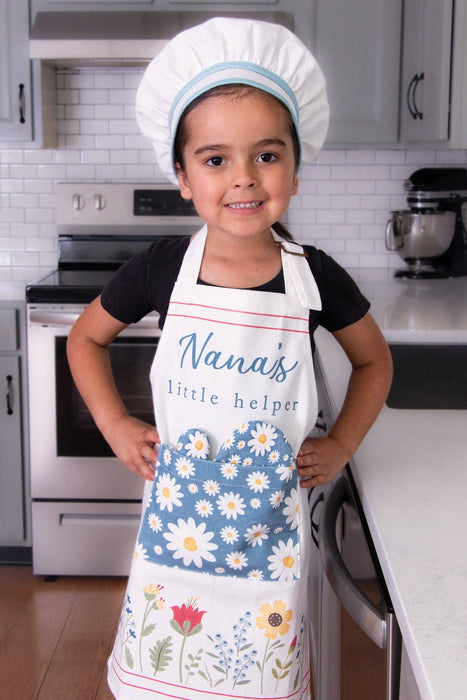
top-left (0, 66), bottom-right (466, 298)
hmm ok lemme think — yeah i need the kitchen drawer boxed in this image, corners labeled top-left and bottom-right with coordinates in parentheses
top-left (32, 500), bottom-right (141, 576)
top-left (0, 309), bottom-right (18, 352)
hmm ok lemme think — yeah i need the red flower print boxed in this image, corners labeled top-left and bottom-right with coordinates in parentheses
top-left (170, 599), bottom-right (206, 637)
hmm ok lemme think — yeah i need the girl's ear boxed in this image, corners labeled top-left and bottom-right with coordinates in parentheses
top-left (175, 163), bottom-right (192, 200)
top-left (291, 173), bottom-right (299, 197)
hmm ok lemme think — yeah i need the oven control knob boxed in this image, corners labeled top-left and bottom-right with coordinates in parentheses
top-left (72, 194), bottom-right (84, 211)
top-left (94, 194), bottom-right (106, 211)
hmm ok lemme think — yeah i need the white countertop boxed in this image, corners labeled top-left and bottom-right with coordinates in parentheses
top-left (315, 269), bottom-right (467, 700)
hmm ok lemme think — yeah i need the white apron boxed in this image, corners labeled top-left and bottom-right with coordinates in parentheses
top-left (108, 227), bottom-right (322, 700)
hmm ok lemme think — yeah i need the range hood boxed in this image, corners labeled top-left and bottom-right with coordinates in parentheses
top-left (30, 11), bottom-right (292, 68)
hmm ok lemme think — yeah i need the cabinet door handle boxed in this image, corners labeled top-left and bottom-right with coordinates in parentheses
top-left (5, 375), bottom-right (13, 415)
top-left (406, 73), bottom-right (424, 120)
top-left (18, 84), bottom-right (26, 124)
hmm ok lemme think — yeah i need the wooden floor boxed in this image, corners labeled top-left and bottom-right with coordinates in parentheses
top-left (0, 565), bottom-right (126, 700)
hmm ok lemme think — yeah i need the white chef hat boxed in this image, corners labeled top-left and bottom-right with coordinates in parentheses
top-left (135, 17), bottom-right (329, 185)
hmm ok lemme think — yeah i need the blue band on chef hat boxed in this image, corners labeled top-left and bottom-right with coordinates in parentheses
top-left (169, 61), bottom-right (301, 139)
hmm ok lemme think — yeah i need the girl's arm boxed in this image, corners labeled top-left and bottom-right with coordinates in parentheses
top-left (66, 297), bottom-right (159, 481)
top-left (297, 312), bottom-right (393, 488)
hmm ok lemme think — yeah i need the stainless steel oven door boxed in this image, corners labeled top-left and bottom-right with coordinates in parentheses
top-left (27, 304), bottom-right (160, 500)
top-left (318, 470), bottom-right (402, 700)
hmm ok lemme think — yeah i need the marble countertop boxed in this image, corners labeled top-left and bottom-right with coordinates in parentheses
top-left (315, 269), bottom-right (467, 700)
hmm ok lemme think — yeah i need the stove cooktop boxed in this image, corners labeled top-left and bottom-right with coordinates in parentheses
top-left (26, 269), bottom-right (118, 304)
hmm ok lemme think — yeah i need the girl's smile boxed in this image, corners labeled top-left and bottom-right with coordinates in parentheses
top-left (175, 90), bottom-right (299, 246)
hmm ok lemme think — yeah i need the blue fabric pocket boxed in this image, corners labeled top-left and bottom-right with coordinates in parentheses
top-left (137, 421), bottom-right (301, 581)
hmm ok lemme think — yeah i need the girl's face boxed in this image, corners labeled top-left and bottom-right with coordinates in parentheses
top-left (175, 90), bottom-right (299, 244)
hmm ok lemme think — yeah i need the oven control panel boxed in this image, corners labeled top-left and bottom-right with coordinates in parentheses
top-left (56, 182), bottom-right (201, 231)
top-left (133, 189), bottom-right (196, 216)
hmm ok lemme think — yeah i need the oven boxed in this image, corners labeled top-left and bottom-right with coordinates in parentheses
top-left (26, 182), bottom-right (200, 576)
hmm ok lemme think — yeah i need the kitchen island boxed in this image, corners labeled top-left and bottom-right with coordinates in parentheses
top-left (315, 268), bottom-right (467, 700)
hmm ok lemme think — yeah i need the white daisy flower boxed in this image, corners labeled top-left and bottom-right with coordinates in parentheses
top-left (153, 545), bottom-right (163, 555)
top-left (283, 488), bottom-right (300, 530)
top-left (203, 479), bottom-right (220, 496)
top-left (270, 489), bottom-right (285, 509)
top-left (176, 441), bottom-right (183, 451)
top-left (274, 526), bottom-right (284, 534)
top-left (163, 448), bottom-right (172, 465)
top-left (221, 463), bottom-right (238, 480)
top-left (188, 483), bottom-right (199, 494)
top-left (250, 497), bottom-right (261, 509)
top-left (147, 512), bottom-right (162, 532)
top-left (237, 423), bottom-right (249, 434)
top-left (220, 525), bottom-right (239, 545)
top-left (276, 462), bottom-right (295, 483)
top-left (134, 543), bottom-right (148, 560)
top-left (228, 454), bottom-right (242, 466)
top-left (195, 499), bottom-right (213, 518)
top-left (185, 431), bottom-right (210, 460)
top-left (246, 470), bottom-right (270, 493)
top-left (155, 473), bottom-right (183, 512)
top-left (226, 550), bottom-right (248, 570)
top-left (216, 492), bottom-right (246, 520)
top-left (247, 422), bottom-right (277, 457)
top-left (242, 457), bottom-right (253, 467)
top-left (163, 517), bottom-right (218, 567)
top-left (268, 538), bottom-right (300, 581)
top-left (175, 456), bottom-right (195, 479)
top-left (222, 433), bottom-right (236, 449)
top-left (268, 450), bottom-right (281, 464)
top-left (244, 523), bottom-right (270, 547)
top-left (215, 566), bottom-right (225, 574)
top-left (247, 569), bottom-right (264, 581)
top-left (237, 440), bottom-right (246, 450)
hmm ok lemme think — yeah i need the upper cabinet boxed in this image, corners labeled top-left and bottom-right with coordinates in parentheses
top-left (312, 0), bottom-right (402, 145)
top-left (0, 0), bottom-right (33, 142)
top-left (313, 0), bottom-right (455, 146)
top-left (399, 0), bottom-right (453, 142)
top-left (450, 0), bottom-right (467, 148)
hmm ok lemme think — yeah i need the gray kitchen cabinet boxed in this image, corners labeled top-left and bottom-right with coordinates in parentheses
top-left (450, 0), bottom-right (467, 148)
top-left (0, 0), bottom-right (56, 147)
top-left (399, 0), bottom-right (453, 142)
top-left (312, 0), bottom-right (402, 145)
top-left (0, 0), bottom-right (33, 142)
top-left (0, 304), bottom-right (29, 550)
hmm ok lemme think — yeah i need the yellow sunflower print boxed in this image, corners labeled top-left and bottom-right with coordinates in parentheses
top-left (256, 600), bottom-right (293, 639)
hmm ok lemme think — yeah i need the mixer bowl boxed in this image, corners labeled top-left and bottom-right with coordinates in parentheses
top-left (385, 210), bottom-right (456, 262)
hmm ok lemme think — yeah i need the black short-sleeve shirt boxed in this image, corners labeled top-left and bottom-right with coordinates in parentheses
top-left (100, 236), bottom-right (370, 344)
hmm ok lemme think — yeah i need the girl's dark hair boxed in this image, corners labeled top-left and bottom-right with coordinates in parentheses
top-left (173, 84), bottom-right (299, 242)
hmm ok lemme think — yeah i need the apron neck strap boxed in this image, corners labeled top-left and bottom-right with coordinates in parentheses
top-left (177, 225), bottom-right (322, 310)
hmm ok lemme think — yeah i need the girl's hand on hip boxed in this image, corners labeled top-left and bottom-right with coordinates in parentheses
top-left (296, 436), bottom-right (350, 488)
top-left (103, 416), bottom-right (160, 481)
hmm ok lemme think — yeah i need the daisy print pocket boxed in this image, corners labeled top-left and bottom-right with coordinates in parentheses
top-left (137, 422), bottom-right (301, 581)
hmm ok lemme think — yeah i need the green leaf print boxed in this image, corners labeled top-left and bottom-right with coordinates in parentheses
top-left (149, 636), bottom-right (173, 676)
top-left (125, 646), bottom-right (134, 670)
top-left (142, 622), bottom-right (157, 637)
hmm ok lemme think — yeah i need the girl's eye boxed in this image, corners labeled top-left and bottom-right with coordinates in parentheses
top-left (206, 156), bottom-right (225, 167)
top-left (257, 152), bottom-right (278, 163)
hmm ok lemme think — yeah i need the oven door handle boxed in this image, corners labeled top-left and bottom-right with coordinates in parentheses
top-left (29, 310), bottom-right (83, 326)
top-left (28, 309), bottom-right (158, 329)
top-left (318, 474), bottom-right (387, 649)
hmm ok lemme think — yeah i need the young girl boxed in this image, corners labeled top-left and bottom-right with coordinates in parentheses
top-left (67, 18), bottom-right (392, 699)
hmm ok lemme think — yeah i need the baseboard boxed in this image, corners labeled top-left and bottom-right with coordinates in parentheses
top-left (0, 546), bottom-right (33, 565)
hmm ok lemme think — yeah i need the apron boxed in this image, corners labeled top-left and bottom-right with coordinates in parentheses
top-left (108, 226), bottom-right (322, 700)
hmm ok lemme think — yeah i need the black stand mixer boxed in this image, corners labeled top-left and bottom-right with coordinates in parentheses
top-left (386, 168), bottom-right (467, 278)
